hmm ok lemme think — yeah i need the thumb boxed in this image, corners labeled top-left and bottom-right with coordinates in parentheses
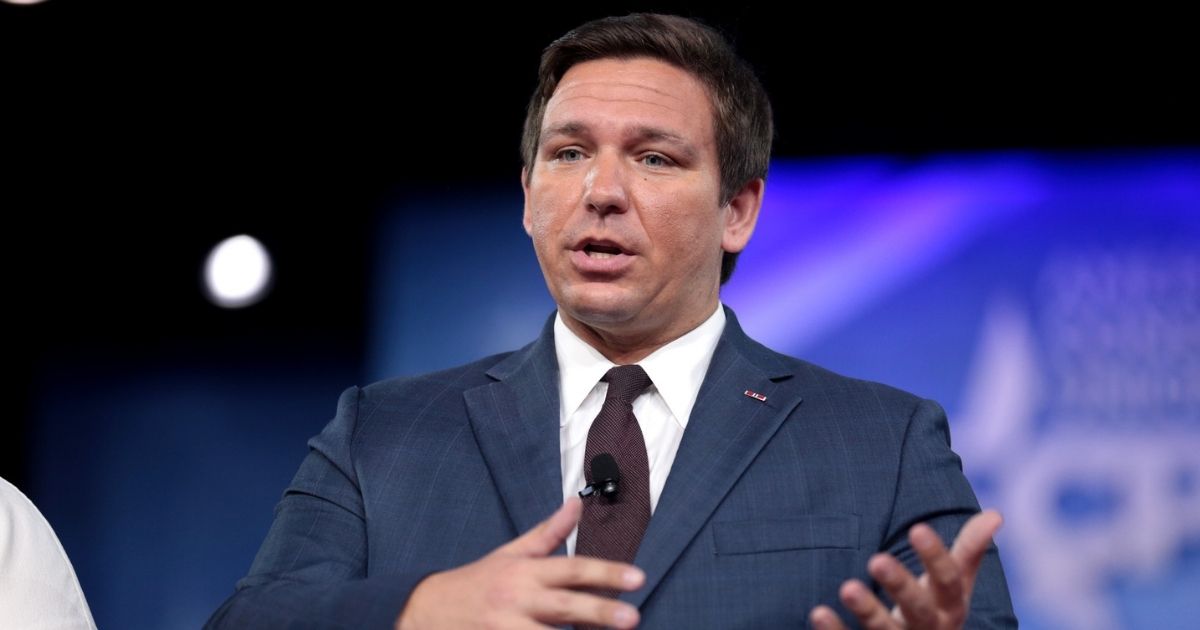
top-left (950, 509), bottom-right (1003, 578)
top-left (503, 497), bottom-right (582, 557)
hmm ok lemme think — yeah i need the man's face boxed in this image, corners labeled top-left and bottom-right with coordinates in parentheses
top-left (523, 57), bottom-right (759, 343)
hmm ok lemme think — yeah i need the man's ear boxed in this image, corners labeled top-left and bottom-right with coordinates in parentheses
top-left (721, 177), bottom-right (764, 254)
top-left (521, 166), bottom-right (533, 237)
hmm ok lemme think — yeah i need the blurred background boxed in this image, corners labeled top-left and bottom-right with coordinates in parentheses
top-left (3, 2), bottom-right (1197, 628)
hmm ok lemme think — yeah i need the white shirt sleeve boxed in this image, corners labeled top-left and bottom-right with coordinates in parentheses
top-left (0, 477), bottom-right (97, 630)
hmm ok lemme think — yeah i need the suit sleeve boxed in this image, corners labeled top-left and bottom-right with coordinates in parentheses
top-left (205, 385), bottom-right (431, 630)
top-left (880, 397), bottom-right (1018, 629)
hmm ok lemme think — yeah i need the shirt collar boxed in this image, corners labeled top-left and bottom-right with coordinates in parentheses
top-left (554, 303), bottom-right (726, 428)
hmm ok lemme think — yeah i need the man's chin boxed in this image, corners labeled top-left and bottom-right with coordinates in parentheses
top-left (557, 290), bottom-right (642, 327)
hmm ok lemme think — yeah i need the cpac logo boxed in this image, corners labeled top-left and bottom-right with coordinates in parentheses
top-left (954, 250), bottom-right (1200, 630)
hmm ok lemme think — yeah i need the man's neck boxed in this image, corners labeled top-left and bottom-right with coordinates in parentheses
top-left (558, 301), bottom-right (721, 365)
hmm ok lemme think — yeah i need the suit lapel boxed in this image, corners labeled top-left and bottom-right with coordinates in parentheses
top-left (623, 307), bottom-right (805, 608)
top-left (463, 314), bottom-right (566, 552)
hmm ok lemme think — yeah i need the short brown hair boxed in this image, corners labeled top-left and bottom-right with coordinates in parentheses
top-left (520, 13), bottom-right (774, 285)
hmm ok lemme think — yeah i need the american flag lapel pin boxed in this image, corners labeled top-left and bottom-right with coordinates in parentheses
top-left (743, 390), bottom-right (767, 402)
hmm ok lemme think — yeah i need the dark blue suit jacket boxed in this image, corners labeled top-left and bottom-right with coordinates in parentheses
top-left (207, 306), bottom-right (1016, 628)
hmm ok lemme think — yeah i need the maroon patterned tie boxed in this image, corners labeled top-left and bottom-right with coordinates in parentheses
top-left (575, 365), bottom-right (653, 595)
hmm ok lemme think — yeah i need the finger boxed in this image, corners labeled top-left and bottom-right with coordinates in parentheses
top-left (534, 556), bottom-right (645, 592)
top-left (868, 553), bottom-right (935, 628)
top-left (480, 614), bottom-right (557, 630)
top-left (527, 588), bottom-right (640, 629)
top-left (481, 614), bottom-right (555, 630)
top-left (838, 578), bottom-right (897, 630)
top-left (949, 509), bottom-right (1003, 577)
top-left (809, 604), bottom-right (849, 630)
top-left (505, 497), bottom-right (583, 557)
top-left (909, 523), bottom-right (964, 613)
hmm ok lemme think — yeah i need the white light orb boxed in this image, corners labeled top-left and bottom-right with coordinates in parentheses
top-left (204, 234), bottom-right (273, 308)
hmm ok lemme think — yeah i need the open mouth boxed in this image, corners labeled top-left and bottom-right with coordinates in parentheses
top-left (583, 243), bottom-right (626, 259)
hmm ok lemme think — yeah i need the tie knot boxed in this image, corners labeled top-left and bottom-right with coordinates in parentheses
top-left (601, 364), bottom-right (653, 404)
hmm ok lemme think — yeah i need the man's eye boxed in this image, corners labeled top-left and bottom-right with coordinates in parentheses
top-left (643, 154), bottom-right (672, 168)
top-left (557, 149), bottom-right (584, 162)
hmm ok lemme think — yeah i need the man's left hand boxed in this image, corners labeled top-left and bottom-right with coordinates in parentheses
top-left (809, 509), bottom-right (1003, 630)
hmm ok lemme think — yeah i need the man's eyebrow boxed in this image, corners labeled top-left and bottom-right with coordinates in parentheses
top-left (540, 122), bottom-right (589, 147)
top-left (630, 126), bottom-right (699, 161)
top-left (540, 122), bottom-right (700, 162)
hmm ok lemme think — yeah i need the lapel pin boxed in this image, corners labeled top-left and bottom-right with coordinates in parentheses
top-left (743, 390), bottom-right (767, 402)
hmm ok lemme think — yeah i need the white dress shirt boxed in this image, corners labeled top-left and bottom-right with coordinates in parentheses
top-left (556, 303), bottom-right (726, 555)
top-left (0, 476), bottom-right (97, 630)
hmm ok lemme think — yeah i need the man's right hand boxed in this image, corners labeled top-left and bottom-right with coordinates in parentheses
top-left (395, 497), bottom-right (644, 629)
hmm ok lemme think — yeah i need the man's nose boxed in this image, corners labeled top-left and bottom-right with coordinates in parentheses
top-left (583, 151), bottom-right (629, 217)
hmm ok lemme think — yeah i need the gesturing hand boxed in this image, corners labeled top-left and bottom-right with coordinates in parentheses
top-left (810, 510), bottom-right (1003, 630)
top-left (395, 497), bottom-right (644, 630)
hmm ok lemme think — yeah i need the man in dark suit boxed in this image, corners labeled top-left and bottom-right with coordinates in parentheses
top-left (208, 13), bottom-right (1015, 629)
